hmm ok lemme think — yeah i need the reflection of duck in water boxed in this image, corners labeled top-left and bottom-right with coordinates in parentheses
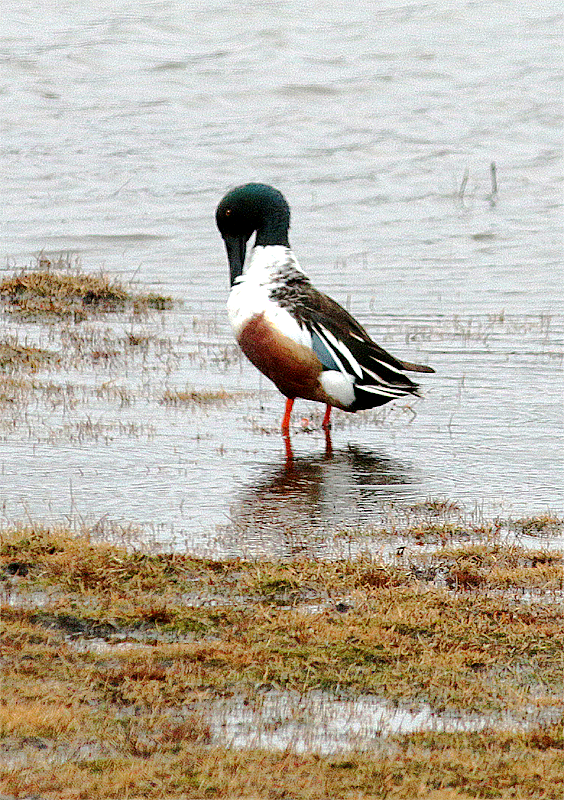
top-left (216, 183), bottom-right (434, 436)
top-left (226, 445), bottom-right (416, 559)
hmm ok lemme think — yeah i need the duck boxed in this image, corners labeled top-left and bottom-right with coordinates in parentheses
top-left (216, 183), bottom-right (434, 434)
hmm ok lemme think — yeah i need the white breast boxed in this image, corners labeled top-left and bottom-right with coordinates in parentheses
top-left (227, 245), bottom-right (311, 350)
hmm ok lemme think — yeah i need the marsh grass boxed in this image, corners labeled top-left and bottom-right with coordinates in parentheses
top-left (430, 543), bottom-right (564, 592)
top-left (160, 388), bottom-right (252, 407)
top-left (0, 256), bottom-right (172, 321)
top-left (513, 516), bottom-right (564, 538)
top-left (2, 731), bottom-right (564, 800)
top-left (0, 340), bottom-right (58, 372)
top-left (1, 523), bottom-right (563, 798)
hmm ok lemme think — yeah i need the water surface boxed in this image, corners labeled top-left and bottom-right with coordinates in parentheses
top-left (1, 0), bottom-right (562, 553)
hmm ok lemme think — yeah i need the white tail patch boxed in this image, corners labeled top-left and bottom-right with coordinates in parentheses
top-left (320, 370), bottom-right (355, 407)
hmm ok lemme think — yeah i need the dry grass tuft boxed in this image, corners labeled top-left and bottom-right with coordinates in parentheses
top-left (514, 515), bottom-right (564, 537)
top-left (0, 257), bottom-right (173, 320)
top-left (160, 388), bottom-right (245, 406)
top-left (420, 543), bottom-right (564, 593)
top-left (409, 498), bottom-right (463, 516)
top-left (0, 340), bottom-right (58, 372)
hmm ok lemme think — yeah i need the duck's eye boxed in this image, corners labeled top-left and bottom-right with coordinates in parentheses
top-left (225, 208), bottom-right (232, 217)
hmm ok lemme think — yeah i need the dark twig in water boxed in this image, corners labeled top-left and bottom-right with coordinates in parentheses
top-left (488, 161), bottom-right (498, 206)
top-left (458, 167), bottom-right (469, 204)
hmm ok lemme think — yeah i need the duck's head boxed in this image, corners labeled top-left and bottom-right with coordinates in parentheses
top-left (216, 183), bottom-right (291, 285)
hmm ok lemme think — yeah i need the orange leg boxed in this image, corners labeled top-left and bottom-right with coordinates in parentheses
top-left (323, 426), bottom-right (333, 458)
top-left (281, 398), bottom-right (294, 434)
top-left (322, 404), bottom-right (332, 430)
top-left (283, 431), bottom-right (294, 465)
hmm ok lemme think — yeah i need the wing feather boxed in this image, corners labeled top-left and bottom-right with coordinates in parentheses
top-left (268, 272), bottom-right (433, 411)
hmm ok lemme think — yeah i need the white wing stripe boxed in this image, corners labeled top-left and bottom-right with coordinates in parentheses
top-left (357, 385), bottom-right (407, 397)
top-left (361, 365), bottom-right (401, 387)
top-left (318, 325), bottom-right (364, 379)
top-left (366, 354), bottom-right (408, 378)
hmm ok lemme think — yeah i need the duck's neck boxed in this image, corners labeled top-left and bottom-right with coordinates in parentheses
top-left (241, 245), bottom-right (305, 287)
top-left (254, 212), bottom-right (290, 248)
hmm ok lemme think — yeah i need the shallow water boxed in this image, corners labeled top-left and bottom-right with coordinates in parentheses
top-left (1, 1), bottom-right (562, 554)
top-left (205, 689), bottom-right (564, 754)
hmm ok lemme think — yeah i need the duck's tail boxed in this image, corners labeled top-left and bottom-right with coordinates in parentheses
top-left (399, 359), bottom-right (435, 374)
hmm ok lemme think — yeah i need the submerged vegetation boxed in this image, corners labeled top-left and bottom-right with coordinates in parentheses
top-left (1, 523), bottom-right (563, 798)
top-left (160, 388), bottom-right (253, 406)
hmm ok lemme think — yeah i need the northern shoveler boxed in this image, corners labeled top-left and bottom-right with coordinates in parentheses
top-left (216, 183), bottom-right (434, 434)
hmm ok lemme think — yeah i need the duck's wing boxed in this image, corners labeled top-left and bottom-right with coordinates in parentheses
top-left (293, 286), bottom-right (434, 408)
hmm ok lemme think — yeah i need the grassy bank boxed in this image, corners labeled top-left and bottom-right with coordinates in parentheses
top-left (1, 524), bottom-right (563, 799)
